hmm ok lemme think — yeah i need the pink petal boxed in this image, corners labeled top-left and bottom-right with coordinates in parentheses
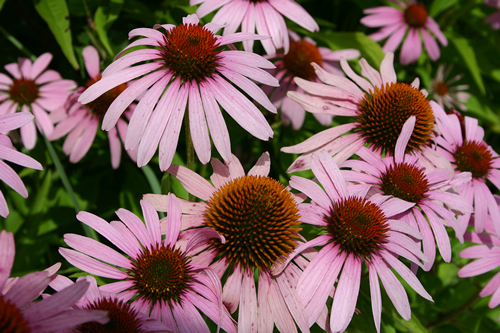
top-left (400, 28), bottom-right (421, 65)
top-left (268, 0), bottom-right (319, 32)
top-left (248, 152), bottom-right (270, 176)
top-left (58, 248), bottom-right (129, 279)
top-left (188, 83), bottom-right (210, 164)
top-left (0, 230), bottom-right (14, 288)
top-left (222, 265), bottom-right (243, 313)
top-left (239, 268), bottom-right (258, 333)
top-left (167, 164), bottom-right (215, 201)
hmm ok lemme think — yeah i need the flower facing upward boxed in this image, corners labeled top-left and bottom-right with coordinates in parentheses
top-left (265, 31), bottom-right (360, 129)
top-left (145, 152), bottom-right (311, 332)
top-left (50, 46), bottom-right (137, 169)
top-left (0, 230), bottom-right (109, 332)
top-left (284, 52), bottom-right (437, 173)
top-left (429, 64), bottom-right (470, 111)
top-left (191, 0), bottom-right (319, 55)
top-left (59, 196), bottom-right (236, 333)
top-left (79, 14), bottom-right (278, 171)
top-left (0, 53), bottom-right (76, 149)
top-left (280, 151), bottom-right (432, 332)
top-left (0, 112), bottom-right (43, 218)
top-left (361, 0), bottom-right (448, 65)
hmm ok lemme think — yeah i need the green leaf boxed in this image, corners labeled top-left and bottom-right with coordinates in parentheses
top-left (0, 0), bottom-right (7, 12)
top-left (34, 0), bottom-right (79, 69)
top-left (429, 0), bottom-right (458, 17)
top-left (94, 0), bottom-right (124, 57)
top-left (452, 37), bottom-right (485, 95)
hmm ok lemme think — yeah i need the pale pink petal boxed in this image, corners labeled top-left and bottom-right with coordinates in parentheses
top-left (167, 164), bottom-right (215, 201)
top-left (32, 103), bottom-right (54, 136)
top-left (0, 230), bottom-right (14, 288)
top-left (248, 152), bottom-right (271, 176)
top-left (20, 115), bottom-right (37, 150)
top-left (108, 127), bottom-right (121, 169)
top-left (421, 28), bottom-right (440, 61)
top-left (69, 117), bottom-right (98, 163)
top-left (311, 150), bottom-right (349, 201)
top-left (400, 28), bottom-right (421, 65)
top-left (367, 263), bottom-right (382, 333)
top-left (172, 300), bottom-right (210, 333)
top-left (0, 160), bottom-right (28, 197)
top-left (425, 18), bottom-right (447, 46)
top-left (222, 265), bottom-right (243, 313)
top-left (268, 0), bottom-right (319, 32)
top-left (257, 271), bottom-right (274, 333)
top-left (82, 46), bottom-right (100, 79)
top-left (239, 268), bottom-right (258, 333)
top-left (164, 194), bottom-right (182, 247)
top-left (187, 83), bottom-right (210, 164)
top-left (382, 24), bottom-right (407, 53)
top-left (276, 269), bottom-right (310, 333)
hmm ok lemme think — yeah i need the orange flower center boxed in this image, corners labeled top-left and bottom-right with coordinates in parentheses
top-left (282, 40), bottom-right (323, 80)
top-left (379, 163), bottom-right (429, 204)
top-left (453, 140), bottom-right (493, 179)
top-left (9, 78), bottom-right (39, 106)
top-left (404, 4), bottom-right (428, 28)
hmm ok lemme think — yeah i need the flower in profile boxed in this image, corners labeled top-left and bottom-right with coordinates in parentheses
top-left (50, 275), bottom-right (170, 332)
top-left (191, 0), bottom-right (319, 55)
top-left (485, 0), bottom-right (500, 29)
top-left (59, 195), bottom-right (236, 333)
top-left (0, 112), bottom-right (43, 218)
top-left (361, 0), bottom-right (448, 65)
top-left (281, 151), bottom-right (432, 332)
top-left (0, 230), bottom-right (109, 332)
top-left (429, 64), bottom-right (470, 111)
top-left (145, 152), bottom-right (311, 332)
top-left (266, 31), bottom-right (360, 129)
top-left (434, 105), bottom-right (500, 237)
top-left (284, 52), bottom-right (437, 173)
top-left (79, 14), bottom-right (278, 171)
top-left (0, 53), bottom-right (76, 149)
top-left (340, 116), bottom-right (473, 270)
top-left (50, 46), bottom-right (137, 169)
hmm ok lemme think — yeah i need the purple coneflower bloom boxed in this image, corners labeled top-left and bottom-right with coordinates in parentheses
top-left (50, 275), bottom-right (170, 332)
top-left (0, 53), bottom-right (76, 149)
top-left (145, 152), bottom-right (311, 333)
top-left (0, 230), bottom-right (109, 332)
top-left (429, 64), bottom-right (470, 111)
top-left (340, 116), bottom-right (472, 270)
top-left (191, 0), bottom-right (319, 55)
top-left (59, 195), bottom-right (236, 333)
top-left (284, 52), bottom-right (439, 173)
top-left (278, 151), bottom-right (433, 332)
top-left (361, 0), bottom-right (448, 65)
top-left (50, 46), bottom-right (137, 169)
top-left (434, 105), bottom-right (500, 237)
top-left (79, 14), bottom-right (278, 171)
top-left (485, 0), bottom-right (500, 29)
top-left (0, 112), bottom-right (43, 217)
top-left (265, 31), bottom-right (360, 129)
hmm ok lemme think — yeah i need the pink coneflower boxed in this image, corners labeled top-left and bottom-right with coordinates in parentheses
top-left (340, 116), bottom-right (473, 270)
top-left (265, 31), bottom-right (360, 129)
top-left (279, 151), bottom-right (432, 332)
top-left (50, 275), bottom-right (170, 332)
top-left (59, 195), bottom-right (236, 333)
top-left (284, 52), bottom-right (438, 173)
top-left (79, 14), bottom-right (278, 171)
top-left (429, 64), bottom-right (470, 111)
top-left (50, 46), bottom-right (137, 169)
top-left (0, 112), bottom-right (43, 218)
top-left (433, 105), bottom-right (500, 237)
top-left (0, 230), bottom-right (109, 332)
top-left (361, 0), bottom-right (448, 65)
top-left (485, 0), bottom-right (500, 29)
top-left (0, 53), bottom-right (76, 149)
top-left (145, 152), bottom-right (311, 332)
top-left (191, 0), bottom-right (319, 55)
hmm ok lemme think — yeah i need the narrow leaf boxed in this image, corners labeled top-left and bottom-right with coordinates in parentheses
top-left (452, 37), bottom-right (485, 95)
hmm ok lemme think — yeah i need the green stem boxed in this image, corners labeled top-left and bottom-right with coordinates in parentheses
top-left (0, 25), bottom-right (35, 60)
top-left (42, 132), bottom-right (98, 240)
top-left (184, 110), bottom-right (195, 202)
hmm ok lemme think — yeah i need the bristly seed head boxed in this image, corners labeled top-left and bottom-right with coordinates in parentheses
top-left (282, 40), bottom-right (323, 81)
top-left (159, 23), bottom-right (222, 83)
top-left (379, 163), bottom-right (429, 204)
top-left (9, 78), bottom-right (39, 106)
top-left (76, 297), bottom-right (142, 333)
top-left (325, 197), bottom-right (389, 259)
top-left (356, 82), bottom-right (435, 155)
top-left (453, 140), bottom-right (493, 179)
top-left (0, 294), bottom-right (30, 333)
top-left (404, 4), bottom-right (428, 28)
top-left (204, 175), bottom-right (302, 270)
top-left (130, 243), bottom-right (194, 305)
top-left (85, 74), bottom-right (127, 118)
top-left (435, 81), bottom-right (449, 96)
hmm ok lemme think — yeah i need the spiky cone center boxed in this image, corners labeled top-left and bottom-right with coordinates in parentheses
top-left (159, 23), bottom-right (222, 83)
top-left (85, 74), bottom-right (127, 118)
top-left (325, 197), bottom-right (389, 259)
top-left (130, 243), bottom-right (194, 305)
top-left (204, 175), bottom-right (302, 271)
top-left (356, 82), bottom-right (435, 155)
top-left (76, 297), bottom-right (142, 333)
top-left (282, 40), bottom-right (323, 80)
top-left (9, 78), bottom-right (39, 106)
top-left (379, 162), bottom-right (429, 204)
top-left (0, 294), bottom-right (30, 333)
top-left (453, 140), bottom-right (494, 179)
top-left (435, 81), bottom-right (449, 96)
top-left (404, 4), bottom-right (428, 28)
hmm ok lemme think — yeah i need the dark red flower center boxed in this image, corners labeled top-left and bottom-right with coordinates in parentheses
top-left (9, 78), bottom-right (39, 106)
top-left (85, 74), bottom-right (127, 118)
top-left (76, 297), bottom-right (142, 333)
top-left (379, 162), bottom-right (429, 204)
top-left (130, 243), bottom-right (194, 305)
top-left (404, 4), bottom-right (428, 28)
top-left (204, 175), bottom-right (302, 270)
top-left (0, 295), bottom-right (30, 333)
top-left (356, 82), bottom-right (435, 155)
top-left (453, 140), bottom-right (493, 179)
top-left (282, 40), bottom-right (323, 80)
top-left (435, 81), bottom-right (449, 96)
top-left (325, 197), bottom-right (389, 258)
top-left (159, 23), bottom-right (222, 83)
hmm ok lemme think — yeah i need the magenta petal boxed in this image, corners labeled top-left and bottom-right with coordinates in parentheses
top-left (59, 248), bottom-right (129, 280)
top-left (222, 265), bottom-right (243, 313)
top-left (29, 309), bottom-right (109, 332)
top-left (4, 271), bottom-right (50, 308)
top-left (275, 270), bottom-right (310, 333)
top-left (400, 28), bottom-right (421, 65)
